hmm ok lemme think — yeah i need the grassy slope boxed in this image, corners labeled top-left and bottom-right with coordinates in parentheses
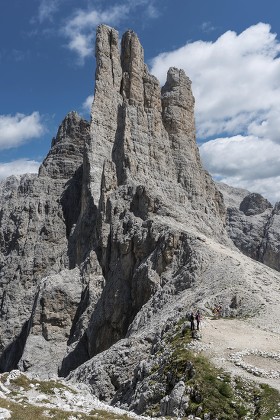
top-left (144, 319), bottom-right (280, 419)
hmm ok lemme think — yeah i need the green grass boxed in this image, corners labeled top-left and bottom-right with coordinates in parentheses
top-left (8, 374), bottom-right (32, 391)
top-left (89, 409), bottom-right (131, 419)
top-left (8, 374), bottom-right (76, 395)
top-left (0, 398), bottom-right (132, 420)
top-left (254, 383), bottom-right (280, 419)
top-left (1, 374), bottom-right (131, 419)
top-left (36, 379), bottom-right (75, 395)
top-left (147, 318), bottom-right (280, 419)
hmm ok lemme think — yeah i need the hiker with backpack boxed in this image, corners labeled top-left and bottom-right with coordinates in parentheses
top-left (195, 310), bottom-right (201, 330)
top-left (189, 311), bottom-right (195, 331)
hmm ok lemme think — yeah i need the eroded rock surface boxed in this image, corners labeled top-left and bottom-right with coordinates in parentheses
top-left (1, 24), bottom-right (280, 418)
top-left (217, 182), bottom-right (280, 271)
top-left (0, 112), bottom-right (90, 372)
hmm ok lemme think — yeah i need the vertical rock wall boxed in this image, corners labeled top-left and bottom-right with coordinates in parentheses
top-left (0, 25), bottom-right (227, 378)
top-left (77, 25), bottom-right (227, 360)
top-left (86, 25), bottom-right (225, 231)
top-left (0, 112), bottom-right (90, 372)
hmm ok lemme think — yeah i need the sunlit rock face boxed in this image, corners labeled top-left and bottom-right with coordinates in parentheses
top-left (217, 182), bottom-right (280, 271)
top-left (0, 112), bottom-right (89, 373)
top-left (2, 24), bottom-right (280, 418)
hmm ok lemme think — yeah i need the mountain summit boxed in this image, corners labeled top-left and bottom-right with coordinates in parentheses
top-left (0, 25), bottom-right (280, 418)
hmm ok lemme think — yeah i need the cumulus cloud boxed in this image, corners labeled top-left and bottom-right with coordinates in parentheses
top-left (151, 23), bottom-right (280, 202)
top-left (151, 23), bottom-right (280, 138)
top-left (63, 5), bottom-right (127, 61)
top-left (200, 136), bottom-right (280, 203)
top-left (63, 0), bottom-right (158, 62)
top-left (0, 112), bottom-right (45, 150)
top-left (0, 159), bottom-right (40, 180)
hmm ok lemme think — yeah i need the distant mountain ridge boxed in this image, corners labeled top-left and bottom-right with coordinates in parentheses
top-left (217, 181), bottom-right (280, 271)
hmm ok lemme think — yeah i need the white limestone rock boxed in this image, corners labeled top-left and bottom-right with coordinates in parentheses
top-left (1, 23), bottom-right (280, 419)
top-left (217, 182), bottom-right (280, 271)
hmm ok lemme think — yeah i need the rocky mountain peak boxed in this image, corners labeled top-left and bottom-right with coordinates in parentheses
top-left (162, 67), bottom-right (195, 136)
top-left (39, 111), bottom-right (89, 180)
top-left (3, 24), bottom-right (280, 419)
top-left (120, 28), bottom-right (145, 104)
top-left (216, 183), bottom-right (280, 271)
top-left (51, 111), bottom-right (84, 147)
top-left (239, 192), bottom-right (273, 216)
top-left (87, 24), bottom-right (225, 236)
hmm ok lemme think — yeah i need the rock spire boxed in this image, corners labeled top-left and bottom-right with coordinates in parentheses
top-left (2, 25), bottom-right (279, 418)
top-left (86, 24), bottom-right (225, 235)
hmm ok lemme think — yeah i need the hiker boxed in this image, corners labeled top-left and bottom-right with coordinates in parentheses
top-left (189, 311), bottom-right (195, 331)
top-left (195, 310), bottom-right (201, 330)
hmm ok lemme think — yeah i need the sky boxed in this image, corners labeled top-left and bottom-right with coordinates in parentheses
top-left (1, 0), bottom-right (280, 203)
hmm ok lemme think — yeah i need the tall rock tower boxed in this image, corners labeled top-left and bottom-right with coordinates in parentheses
top-left (84, 25), bottom-right (225, 231)
top-left (0, 25), bottom-right (227, 380)
top-left (73, 25), bottom-right (227, 358)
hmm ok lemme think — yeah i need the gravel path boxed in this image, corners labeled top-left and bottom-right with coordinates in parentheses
top-left (198, 317), bottom-right (280, 391)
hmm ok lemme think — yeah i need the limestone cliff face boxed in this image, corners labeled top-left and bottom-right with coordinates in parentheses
top-left (217, 182), bottom-right (280, 271)
top-left (78, 25), bottom-right (227, 360)
top-left (87, 26), bottom-right (225, 229)
top-left (2, 24), bottom-right (280, 417)
top-left (0, 25), bottom-right (226, 377)
top-left (0, 112), bottom-right (90, 372)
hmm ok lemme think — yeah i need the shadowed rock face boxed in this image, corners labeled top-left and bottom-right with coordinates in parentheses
top-left (39, 111), bottom-right (88, 180)
top-left (239, 193), bottom-right (273, 216)
top-left (0, 25), bottom-right (226, 377)
top-left (0, 112), bottom-right (90, 372)
top-left (81, 24), bottom-right (227, 359)
top-left (217, 182), bottom-right (280, 271)
top-left (3, 25), bottom-right (280, 415)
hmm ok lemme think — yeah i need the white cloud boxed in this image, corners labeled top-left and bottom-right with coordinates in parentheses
top-left (63, 0), bottom-right (158, 62)
top-left (146, 3), bottom-right (159, 19)
top-left (63, 5), bottom-right (127, 62)
top-left (0, 112), bottom-right (45, 150)
top-left (200, 135), bottom-right (280, 203)
top-left (38, 0), bottom-right (61, 23)
top-left (219, 175), bottom-right (280, 205)
top-left (248, 108), bottom-right (280, 143)
top-left (151, 23), bottom-right (280, 139)
top-left (82, 95), bottom-right (94, 113)
top-left (200, 21), bottom-right (216, 33)
top-left (0, 159), bottom-right (40, 180)
top-left (151, 23), bottom-right (280, 202)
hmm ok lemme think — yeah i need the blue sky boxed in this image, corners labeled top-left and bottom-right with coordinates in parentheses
top-left (1, 0), bottom-right (280, 202)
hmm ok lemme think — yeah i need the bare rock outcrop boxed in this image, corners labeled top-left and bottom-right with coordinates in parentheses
top-left (239, 192), bottom-right (272, 216)
top-left (217, 182), bottom-right (280, 271)
top-left (63, 26), bottom-right (280, 412)
top-left (0, 112), bottom-right (90, 372)
top-left (1, 24), bottom-right (280, 418)
top-left (87, 25), bottom-right (225, 230)
top-left (76, 24), bottom-right (227, 363)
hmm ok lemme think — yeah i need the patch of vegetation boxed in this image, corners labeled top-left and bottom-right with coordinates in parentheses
top-left (145, 318), bottom-right (280, 419)
top-left (89, 409), bottom-right (131, 419)
top-left (9, 374), bottom-right (33, 390)
top-left (169, 341), bottom-right (239, 418)
top-left (8, 374), bottom-right (77, 396)
top-left (0, 398), bottom-right (133, 420)
top-left (36, 379), bottom-right (75, 395)
top-left (254, 383), bottom-right (280, 420)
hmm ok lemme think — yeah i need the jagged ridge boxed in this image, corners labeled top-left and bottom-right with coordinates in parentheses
top-left (0, 24), bottom-right (280, 419)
